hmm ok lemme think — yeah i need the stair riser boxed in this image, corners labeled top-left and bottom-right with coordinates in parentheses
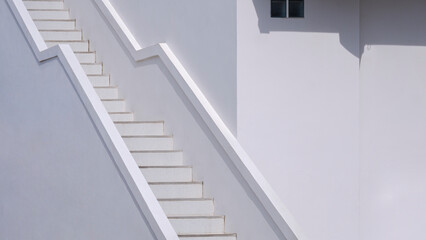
top-left (81, 64), bottom-right (102, 75)
top-left (24, 1), bottom-right (64, 10)
top-left (40, 31), bottom-right (81, 41)
top-left (46, 41), bottom-right (89, 52)
top-left (109, 113), bottom-right (133, 121)
top-left (115, 123), bottom-right (163, 136)
top-left (133, 151), bottom-right (183, 166)
top-left (140, 168), bottom-right (192, 182)
top-left (29, 10), bottom-right (70, 20)
top-left (34, 20), bottom-right (75, 30)
top-left (124, 137), bottom-right (173, 151)
top-left (170, 218), bottom-right (225, 235)
top-left (102, 101), bottom-right (125, 112)
top-left (179, 236), bottom-right (236, 240)
top-left (75, 52), bottom-right (96, 64)
top-left (159, 200), bottom-right (214, 217)
top-left (88, 75), bottom-right (109, 87)
top-left (150, 183), bottom-right (203, 199)
top-left (95, 88), bottom-right (118, 99)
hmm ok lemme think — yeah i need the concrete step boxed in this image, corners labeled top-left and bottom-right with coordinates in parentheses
top-left (114, 121), bottom-right (164, 136)
top-left (140, 166), bottom-right (192, 183)
top-left (123, 136), bottom-right (173, 151)
top-left (34, 19), bottom-right (75, 30)
top-left (81, 63), bottom-right (102, 75)
top-left (94, 86), bottom-right (118, 99)
top-left (28, 9), bottom-right (70, 20)
top-left (88, 75), bottom-right (109, 87)
top-left (109, 112), bottom-right (134, 122)
top-left (170, 216), bottom-right (225, 235)
top-left (178, 234), bottom-right (237, 240)
top-left (24, 0), bottom-right (64, 10)
top-left (149, 182), bottom-right (203, 199)
top-left (39, 30), bottom-right (82, 41)
top-left (131, 150), bottom-right (183, 166)
top-left (45, 40), bottom-right (89, 52)
top-left (159, 198), bottom-right (214, 217)
top-left (101, 99), bottom-right (125, 112)
top-left (75, 52), bottom-right (96, 64)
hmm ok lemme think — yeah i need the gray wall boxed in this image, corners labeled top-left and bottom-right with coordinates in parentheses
top-left (237, 0), bottom-right (360, 239)
top-left (0, 3), bottom-right (155, 239)
top-left (360, 0), bottom-right (426, 239)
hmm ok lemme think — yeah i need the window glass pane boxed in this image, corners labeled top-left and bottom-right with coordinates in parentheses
top-left (289, 0), bottom-right (304, 18)
top-left (271, 0), bottom-right (287, 18)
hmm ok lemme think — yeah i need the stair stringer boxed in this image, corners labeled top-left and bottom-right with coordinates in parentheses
top-left (89, 0), bottom-right (307, 239)
top-left (5, 1), bottom-right (179, 240)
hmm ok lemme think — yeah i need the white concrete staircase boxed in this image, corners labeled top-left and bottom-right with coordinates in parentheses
top-left (24, 1), bottom-right (237, 239)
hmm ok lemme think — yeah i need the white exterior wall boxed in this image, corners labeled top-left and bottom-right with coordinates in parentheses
top-left (108, 0), bottom-right (238, 134)
top-left (360, 0), bottom-right (426, 239)
top-left (63, 0), bottom-right (288, 239)
top-left (0, 3), bottom-right (155, 239)
top-left (237, 0), bottom-right (360, 239)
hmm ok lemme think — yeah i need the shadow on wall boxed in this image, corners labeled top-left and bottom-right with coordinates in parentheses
top-left (360, 0), bottom-right (426, 55)
top-left (251, 0), bottom-right (361, 57)
top-left (252, 0), bottom-right (426, 57)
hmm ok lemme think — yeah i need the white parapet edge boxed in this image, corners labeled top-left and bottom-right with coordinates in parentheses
top-left (6, 1), bottom-right (180, 240)
top-left (93, 0), bottom-right (307, 239)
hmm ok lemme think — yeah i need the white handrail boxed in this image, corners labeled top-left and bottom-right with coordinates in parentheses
top-left (6, 0), bottom-right (179, 239)
top-left (93, 0), bottom-right (306, 239)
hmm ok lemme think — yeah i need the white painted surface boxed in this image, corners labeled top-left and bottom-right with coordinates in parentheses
top-left (88, 74), bottom-right (110, 87)
top-left (237, 1), bottom-right (360, 240)
top-left (115, 122), bottom-right (164, 136)
top-left (28, 9), bottom-right (69, 20)
top-left (150, 182), bottom-right (203, 199)
top-left (123, 136), bottom-right (174, 151)
top-left (159, 199), bottom-right (214, 217)
top-left (132, 151), bottom-right (183, 167)
top-left (63, 0), bottom-right (304, 239)
top-left (169, 216), bottom-right (225, 234)
top-left (81, 63), bottom-right (102, 75)
top-left (2, 1), bottom-right (180, 239)
top-left (40, 29), bottom-right (81, 41)
top-left (109, 112), bottom-right (134, 121)
top-left (34, 19), bottom-right (75, 30)
top-left (23, 0), bottom-right (64, 10)
top-left (46, 40), bottom-right (89, 51)
top-left (140, 167), bottom-right (193, 183)
top-left (0, 1), bottom-right (155, 239)
top-left (75, 52), bottom-right (96, 63)
top-left (101, 99), bottom-right (125, 112)
top-left (105, 0), bottom-right (237, 134)
top-left (359, 1), bottom-right (426, 239)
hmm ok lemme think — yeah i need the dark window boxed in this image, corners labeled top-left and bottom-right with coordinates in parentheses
top-left (271, 0), bottom-right (304, 18)
top-left (289, 0), bottom-right (304, 18)
top-left (271, 0), bottom-right (286, 18)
